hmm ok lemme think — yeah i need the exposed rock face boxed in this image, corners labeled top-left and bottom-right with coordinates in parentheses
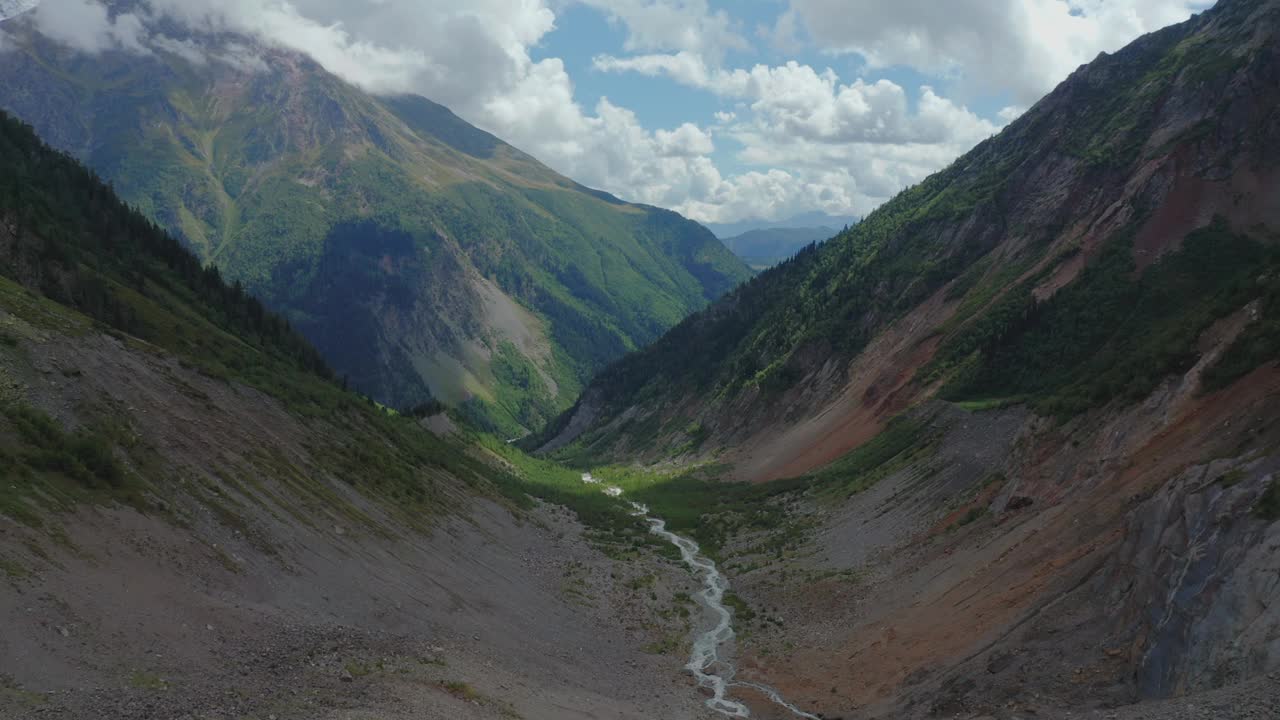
top-left (722, 367), bottom-right (1280, 718)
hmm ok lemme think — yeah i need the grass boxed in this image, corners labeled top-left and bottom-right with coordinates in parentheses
top-left (128, 671), bottom-right (169, 691)
top-left (1256, 481), bottom-right (1280, 522)
top-left (958, 507), bottom-right (987, 527)
top-left (642, 635), bottom-right (683, 655)
top-left (599, 464), bottom-right (810, 558)
top-left (0, 401), bottom-right (153, 533)
top-left (953, 396), bottom-right (1027, 412)
top-left (0, 553), bottom-right (30, 579)
top-left (0, 677), bottom-right (47, 708)
top-left (722, 591), bottom-right (756, 623)
top-left (441, 680), bottom-right (480, 701)
top-left (1216, 468), bottom-right (1247, 488)
top-left (495, 410), bottom-right (941, 565)
top-left (804, 413), bottom-right (938, 500)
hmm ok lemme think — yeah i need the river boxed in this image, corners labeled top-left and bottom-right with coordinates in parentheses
top-left (581, 473), bottom-right (818, 719)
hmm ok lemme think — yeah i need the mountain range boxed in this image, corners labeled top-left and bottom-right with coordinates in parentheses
top-left (704, 211), bottom-right (859, 239)
top-left (720, 225), bottom-right (839, 269)
top-left (0, 17), bottom-right (750, 434)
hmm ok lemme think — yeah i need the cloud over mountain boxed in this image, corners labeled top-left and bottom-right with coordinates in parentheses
top-left (6, 0), bottom-right (1210, 223)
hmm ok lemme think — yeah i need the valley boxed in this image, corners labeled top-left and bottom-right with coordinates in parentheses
top-left (2, 0), bottom-right (1280, 719)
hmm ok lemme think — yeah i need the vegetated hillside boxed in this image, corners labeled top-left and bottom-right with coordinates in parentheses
top-left (0, 110), bottom-right (718, 720)
top-left (0, 16), bottom-right (750, 436)
top-left (721, 225), bottom-right (839, 269)
top-left (541, 0), bottom-right (1280, 470)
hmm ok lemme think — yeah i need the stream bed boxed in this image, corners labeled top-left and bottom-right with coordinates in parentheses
top-left (581, 473), bottom-right (818, 719)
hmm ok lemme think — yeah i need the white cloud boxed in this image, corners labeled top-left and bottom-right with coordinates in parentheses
top-left (213, 42), bottom-right (270, 74)
top-left (998, 105), bottom-right (1025, 123)
top-left (758, 8), bottom-right (802, 54)
top-left (145, 0), bottom-right (434, 94)
top-left (783, 0), bottom-right (1210, 104)
top-left (29, 0), bottom-right (149, 54)
top-left (592, 50), bottom-right (1000, 221)
top-left (9, 0), bottom-right (1210, 224)
top-left (656, 123), bottom-right (714, 157)
top-left (575, 0), bottom-right (749, 61)
top-left (150, 34), bottom-right (206, 65)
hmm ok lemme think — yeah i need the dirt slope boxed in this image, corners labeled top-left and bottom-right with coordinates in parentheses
top-left (719, 359), bottom-right (1280, 718)
top-left (0, 300), bottom-right (716, 720)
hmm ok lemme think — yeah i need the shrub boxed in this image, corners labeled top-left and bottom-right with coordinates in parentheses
top-left (1257, 481), bottom-right (1280, 522)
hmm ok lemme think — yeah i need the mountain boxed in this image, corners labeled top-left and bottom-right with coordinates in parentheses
top-left (0, 107), bottom-right (725, 719)
top-left (704, 211), bottom-right (858, 239)
top-left (720, 225), bottom-right (837, 269)
top-left (542, 0), bottom-right (1280, 467)
top-left (528, 0), bottom-right (1280, 714)
top-left (0, 18), bottom-right (751, 435)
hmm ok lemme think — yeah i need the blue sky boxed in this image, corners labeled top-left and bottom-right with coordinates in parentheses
top-left (14, 0), bottom-right (1213, 223)
top-left (534, 0), bottom-right (1004, 188)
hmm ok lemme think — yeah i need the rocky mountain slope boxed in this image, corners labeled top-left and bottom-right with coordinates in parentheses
top-left (528, 0), bottom-right (1280, 716)
top-left (542, 0), bottom-right (1280, 472)
top-left (0, 8), bottom-right (750, 435)
top-left (0, 110), bottom-right (719, 719)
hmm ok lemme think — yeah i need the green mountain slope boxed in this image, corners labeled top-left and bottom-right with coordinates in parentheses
top-left (0, 107), bottom-right (519, 517)
top-left (539, 0), bottom-right (1280, 466)
top-left (0, 26), bottom-right (750, 435)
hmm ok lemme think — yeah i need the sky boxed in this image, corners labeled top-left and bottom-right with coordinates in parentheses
top-left (4, 0), bottom-right (1213, 224)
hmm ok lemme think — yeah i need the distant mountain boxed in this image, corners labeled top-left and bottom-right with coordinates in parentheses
top-left (704, 211), bottom-right (858, 239)
top-left (721, 226), bottom-right (838, 269)
top-left (0, 20), bottom-right (751, 434)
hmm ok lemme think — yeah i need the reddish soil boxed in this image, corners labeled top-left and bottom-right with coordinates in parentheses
top-left (730, 357), bottom-right (1280, 718)
top-left (732, 290), bottom-right (955, 483)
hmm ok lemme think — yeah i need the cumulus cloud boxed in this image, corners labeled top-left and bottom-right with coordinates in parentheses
top-left (656, 123), bottom-right (714, 157)
top-left (782, 0), bottom-right (1211, 104)
top-left (596, 55), bottom-right (999, 145)
top-left (575, 0), bottom-right (749, 61)
top-left (591, 50), bottom-right (1001, 221)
